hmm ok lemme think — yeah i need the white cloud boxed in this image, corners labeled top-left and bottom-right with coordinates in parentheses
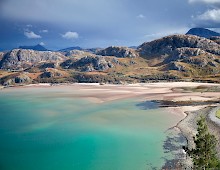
top-left (39, 42), bottom-right (45, 46)
top-left (137, 14), bottom-right (145, 19)
top-left (189, 0), bottom-right (220, 4)
top-left (40, 29), bottom-right (48, 33)
top-left (143, 27), bottom-right (189, 41)
top-left (197, 9), bottom-right (220, 22)
top-left (24, 31), bottom-right (42, 39)
top-left (26, 24), bottom-right (32, 27)
top-left (62, 31), bottom-right (79, 39)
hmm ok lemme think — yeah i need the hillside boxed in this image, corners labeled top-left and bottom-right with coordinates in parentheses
top-left (1, 34), bottom-right (220, 86)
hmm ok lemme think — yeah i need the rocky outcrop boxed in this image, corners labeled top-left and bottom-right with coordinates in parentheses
top-left (168, 62), bottom-right (187, 72)
top-left (182, 56), bottom-right (217, 67)
top-left (164, 47), bottom-right (214, 63)
top-left (210, 36), bottom-right (220, 45)
top-left (97, 46), bottom-right (138, 58)
top-left (61, 55), bottom-right (116, 72)
top-left (1, 73), bottom-right (32, 86)
top-left (40, 68), bottom-right (63, 78)
top-left (0, 52), bottom-right (4, 61)
top-left (65, 50), bottom-right (85, 57)
top-left (39, 62), bottom-right (56, 69)
top-left (138, 34), bottom-right (220, 57)
top-left (0, 49), bottom-right (66, 70)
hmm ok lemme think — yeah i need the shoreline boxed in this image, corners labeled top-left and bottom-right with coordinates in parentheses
top-left (2, 82), bottom-right (220, 169)
top-left (175, 105), bottom-right (220, 168)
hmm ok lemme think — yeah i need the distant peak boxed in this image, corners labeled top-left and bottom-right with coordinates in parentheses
top-left (186, 28), bottom-right (220, 38)
top-left (19, 44), bottom-right (48, 51)
top-left (58, 46), bottom-right (82, 52)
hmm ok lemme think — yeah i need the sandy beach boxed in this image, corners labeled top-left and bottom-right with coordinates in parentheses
top-left (8, 82), bottom-right (220, 103)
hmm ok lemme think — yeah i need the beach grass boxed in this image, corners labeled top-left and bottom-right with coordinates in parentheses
top-left (215, 110), bottom-right (220, 119)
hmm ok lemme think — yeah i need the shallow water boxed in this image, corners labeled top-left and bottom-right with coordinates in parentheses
top-left (0, 87), bottom-right (184, 170)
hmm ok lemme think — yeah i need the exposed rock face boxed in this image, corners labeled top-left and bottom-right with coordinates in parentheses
top-left (138, 34), bottom-right (220, 57)
top-left (182, 56), bottom-right (214, 67)
top-left (165, 47), bottom-right (214, 63)
top-left (0, 52), bottom-right (4, 61)
top-left (40, 69), bottom-right (63, 78)
top-left (14, 74), bottom-right (31, 84)
top-left (167, 62), bottom-right (187, 72)
top-left (39, 62), bottom-right (56, 69)
top-left (97, 46), bottom-right (138, 58)
top-left (1, 73), bottom-right (32, 86)
top-left (210, 36), bottom-right (220, 45)
top-left (61, 55), bottom-right (116, 72)
top-left (0, 49), bottom-right (66, 70)
top-left (186, 28), bottom-right (220, 38)
top-left (65, 50), bottom-right (85, 57)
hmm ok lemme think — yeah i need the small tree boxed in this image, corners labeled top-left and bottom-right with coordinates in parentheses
top-left (186, 116), bottom-right (220, 169)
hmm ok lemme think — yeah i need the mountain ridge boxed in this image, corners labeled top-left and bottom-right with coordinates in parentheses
top-left (1, 32), bottom-right (220, 86)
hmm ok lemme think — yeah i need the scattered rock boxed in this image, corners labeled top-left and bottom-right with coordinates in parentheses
top-left (65, 50), bottom-right (85, 57)
top-left (97, 46), bottom-right (139, 58)
top-left (60, 55), bottom-right (116, 72)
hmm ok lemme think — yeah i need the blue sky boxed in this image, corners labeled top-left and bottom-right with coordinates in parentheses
top-left (0, 0), bottom-right (220, 51)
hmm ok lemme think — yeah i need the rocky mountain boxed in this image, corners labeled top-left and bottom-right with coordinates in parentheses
top-left (0, 49), bottom-right (66, 70)
top-left (97, 46), bottom-right (139, 58)
top-left (19, 44), bottom-right (48, 51)
top-left (138, 34), bottom-right (220, 76)
top-left (186, 28), bottom-right (220, 38)
top-left (1, 33), bottom-right (220, 86)
top-left (138, 34), bottom-right (220, 59)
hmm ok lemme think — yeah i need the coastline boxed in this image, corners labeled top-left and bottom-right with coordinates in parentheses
top-left (175, 106), bottom-right (220, 168)
top-left (2, 82), bottom-right (220, 169)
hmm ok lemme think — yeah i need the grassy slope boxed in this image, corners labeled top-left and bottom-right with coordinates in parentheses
top-left (2, 53), bottom-right (220, 84)
top-left (216, 110), bottom-right (220, 119)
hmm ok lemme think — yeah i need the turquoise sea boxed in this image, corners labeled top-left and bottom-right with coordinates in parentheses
top-left (0, 87), bottom-right (185, 170)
